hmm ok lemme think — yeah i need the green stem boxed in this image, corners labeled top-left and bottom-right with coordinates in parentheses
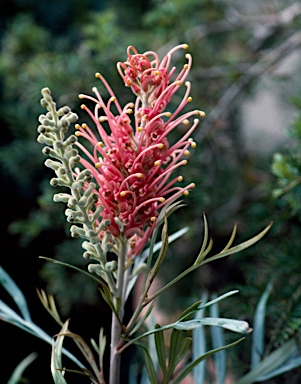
top-left (109, 239), bottom-right (127, 384)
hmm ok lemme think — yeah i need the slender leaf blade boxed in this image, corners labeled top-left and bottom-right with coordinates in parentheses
top-left (7, 352), bottom-right (38, 384)
top-left (251, 281), bottom-right (273, 368)
top-left (0, 266), bottom-right (31, 321)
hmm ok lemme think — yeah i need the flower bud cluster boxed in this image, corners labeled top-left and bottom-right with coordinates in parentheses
top-left (37, 88), bottom-right (116, 289)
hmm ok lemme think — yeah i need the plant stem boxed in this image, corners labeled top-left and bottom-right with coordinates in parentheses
top-left (109, 239), bottom-right (127, 384)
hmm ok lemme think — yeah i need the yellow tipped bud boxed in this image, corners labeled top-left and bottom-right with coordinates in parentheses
top-left (95, 72), bottom-right (101, 78)
top-left (80, 104), bottom-right (86, 109)
top-left (199, 111), bottom-right (206, 118)
top-left (184, 150), bottom-right (190, 156)
top-left (183, 44), bottom-right (189, 50)
top-left (95, 162), bottom-right (101, 169)
top-left (75, 124), bottom-right (81, 129)
top-left (182, 160), bottom-right (188, 165)
top-left (183, 190), bottom-right (189, 196)
top-left (78, 94), bottom-right (84, 99)
top-left (166, 112), bottom-right (172, 117)
top-left (82, 123), bottom-right (87, 129)
top-left (178, 176), bottom-right (183, 182)
top-left (182, 119), bottom-right (190, 125)
top-left (120, 191), bottom-right (127, 197)
top-left (99, 116), bottom-right (107, 122)
top-left (187, 97), bottom-right (192, 102)
top-left (176, 80), bottom-right (182, 86)
top-left (184, 64), bottom-right (189, 69)
top-left (154, 160), bottom-right (161, 167)
top-left (128, 103), bottom-right (135, 108)
top-left (136, 173), bottom-right (143, 178)
top-left (75, 131), bottom-right (81, 136)
top-left (185, 81), bottom-right (190, 86)
top-left (191, 183), bottom-right (196, 188)
top-left (126, 108), bottom-right (133, 114)
top-left (150, 217), bottom-right (156, 222)
top-left (154, 70), bottom-right (160, 75)
top-left (185, 53), bottom-right (190, 59)
top-left (190, 141), bottom-right (197, 148)
top-left (92, 87), bottom-right (97, 93)
top-left (159, 197), bottom-right (165, 203)
top-left (97, 141), bottom-right (104, 147)
top-left (137, 126), bottom-right (143, 132)
top-left (158, 143), bottom-right (164, 149)
top-left (110, 96), bottom-right (116, 102)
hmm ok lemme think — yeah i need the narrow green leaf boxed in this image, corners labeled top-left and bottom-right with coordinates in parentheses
top-left (173, 337), bottom-right (245, 384)
top-left (209, 299), bottom-right (226, 384)
top-left (154, 324), bottom-right (167, 375)
top-left (0, 266), bottom-right (31, 321)
top-left (149, 215), bottom-right (169, 281)
top-left (251, 281), bottom-right (273, 369)
top-left (174, 317), bottom-right (252, 334)
top-left (200, 290), bottom-right (239, 311)
top-left (220, 224), bottom-right (237, 252)
top-left (138, 343), bottom-right (158, 384)
top-left (8, 352), bottom-right (38, 384)
top-left (175, 337), bottom-right (192, 366)
top-left (144, 223), bottom-right (271, 306)
top-left (194, 213), bottom-right (209, 264)
top-left (202, 223), bottom-right (272, 266)
top-left (166, 329), bottom-right (184, 378)
top-left (193, 292), bottom-right (208, 383)
top-left (237, 338), bottom-right (297, 384)
top-left (39, 257), bottom-right (107, 287)
top-left (256, 353), bottom-right (301, 381)
top-left (51, 320), bottom-right (69, 384)
top-left (0, 300), bottom-right (85, 370)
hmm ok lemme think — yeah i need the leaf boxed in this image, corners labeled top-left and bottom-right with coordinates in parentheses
top-left (125, 313), bottom-right (250, 350)
top-left (202, 222), bottom-right (272, 266)
top-left (256, 352), bottom-right (301, 381)
top-left (251, 281), bottom-right (273, 369)
top-left (148, 215), bottom-right (169, 285)
top-left (7, 352), bottom-right (38, 384)
top-left (144, 223), bottom-right (272, 306)
top-left (125, 226), bottom-right (189, 301)
top-left (36, 289), bottom-right (63, 326)
top-left (154, 324), bottom-right (167, 375)
top-left (166, 328), bottom-right (185, 379)
top-left (39, 257), bottom-right (107, 287)
top-left (173, 337), bottom-right (245, 384)
top-left (178, 300), bottom-right (203, 322)
top-left (0, 272), bottom-right (86, 370)
top-left (51, 320), bottom-right (69, 384)
top-left (193, 292), bottom-right (208, 382)
top-left (0, 266), bottom-right (31, 321)
top-left (54, 330), bottom-right (102, 383)
top-left (209, 298), bottom-right (226, 384)
top-left (237, 338), bottom-right (298, 384)
top-left (137, 343), bottom-right (158, 384)
top-left (174, 317), bottom-right (252, 334)
top-left (194, 213), bottom-right (210, 265)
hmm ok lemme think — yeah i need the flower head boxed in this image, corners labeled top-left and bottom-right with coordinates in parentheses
top-left (75, 44), bottom-right (205, 258)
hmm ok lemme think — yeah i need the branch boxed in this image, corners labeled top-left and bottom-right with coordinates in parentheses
top-left (194, 30), bottom-right (301, 142)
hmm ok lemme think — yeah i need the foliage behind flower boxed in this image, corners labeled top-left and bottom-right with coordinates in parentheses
top-left (75, 44), bottom-right (205, 258)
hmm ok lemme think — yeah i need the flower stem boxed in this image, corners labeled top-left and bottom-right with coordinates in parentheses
top-left (109, 239), bottom-right (127, 384)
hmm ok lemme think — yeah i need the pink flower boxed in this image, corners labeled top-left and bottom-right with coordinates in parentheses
top-left (74, 44), bottom-right (205, 258)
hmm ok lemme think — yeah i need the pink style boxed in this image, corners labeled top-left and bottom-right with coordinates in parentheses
top-left (74, 44), bottom-right (205, 258)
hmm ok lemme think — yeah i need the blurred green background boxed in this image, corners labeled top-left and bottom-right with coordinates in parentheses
top-left (1, 0), bottom-right (301, 382)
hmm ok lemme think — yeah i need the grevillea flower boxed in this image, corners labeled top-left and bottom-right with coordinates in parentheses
top-left (75, 44), bottom-right (205, 258)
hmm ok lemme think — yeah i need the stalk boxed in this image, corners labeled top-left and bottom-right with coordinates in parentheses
top-left (109, 239), bottom-right (127, 384)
